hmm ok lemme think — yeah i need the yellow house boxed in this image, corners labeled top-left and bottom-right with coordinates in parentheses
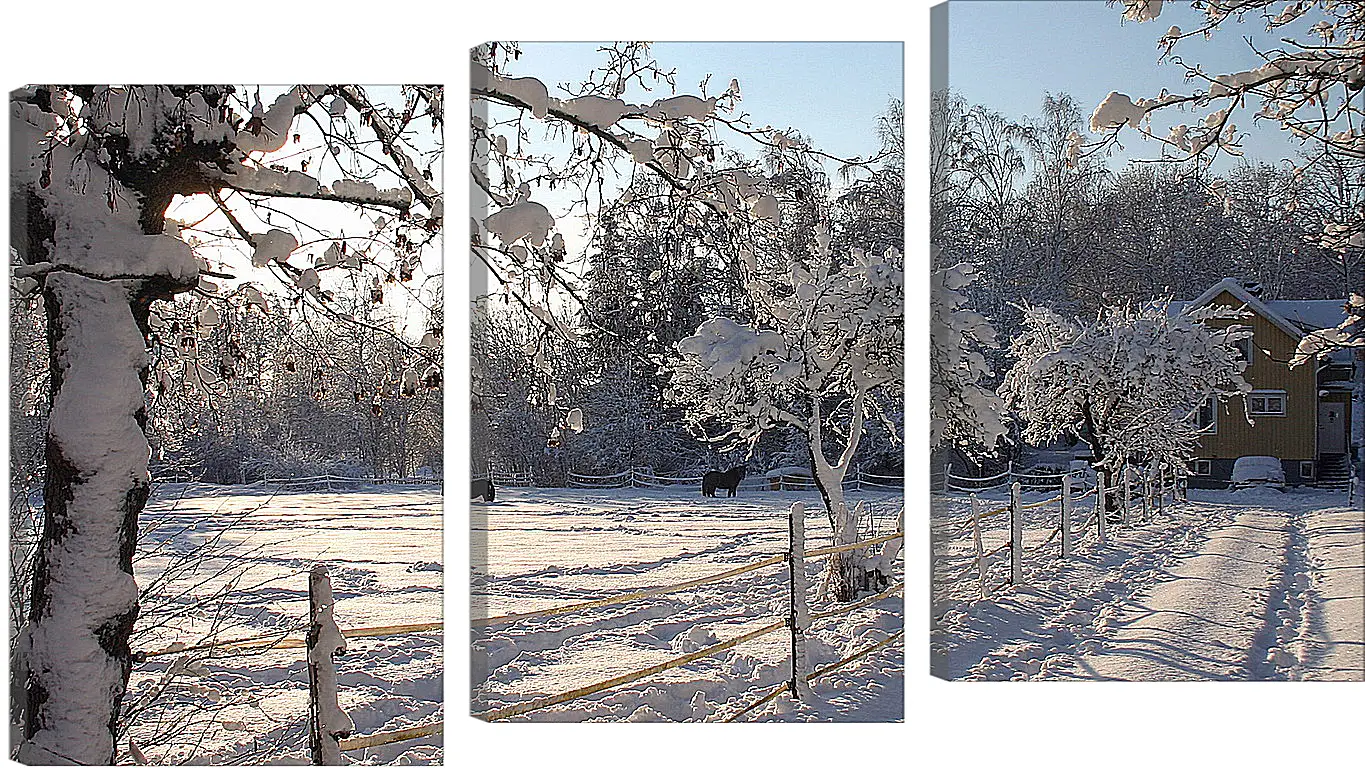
top-left (1173, 278), bottom-right (1354, 487)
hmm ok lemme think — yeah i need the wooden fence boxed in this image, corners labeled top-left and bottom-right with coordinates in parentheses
top-left (939, 461), bottom-right (1083, 494)
top-left (563, 467), bottom-right (903, 492)
top-left (934, 464), bottom-right (1187, 604)
top-left (135, 567), bottom-right (442, 764)
top-left (150, 474), bottom-right (443, 490)
top-left (473, 503), bottom-right (904, 722)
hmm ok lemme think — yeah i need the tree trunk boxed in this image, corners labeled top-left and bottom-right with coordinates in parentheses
top-left (807, 390), bottom-right (870, 603)
top-left (808, 447), bottom-right (860, 602)
top-left (1080, 401), bottom-right (1115, 520)
top-left (18, 274), bottom-right (154, 764)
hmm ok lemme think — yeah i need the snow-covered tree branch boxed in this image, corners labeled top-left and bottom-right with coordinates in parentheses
top-left (930, 260), bottom-right (1008, 456)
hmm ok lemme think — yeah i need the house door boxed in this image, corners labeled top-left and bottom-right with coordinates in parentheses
top-left (1318, 402), bottom-right (1347, 454)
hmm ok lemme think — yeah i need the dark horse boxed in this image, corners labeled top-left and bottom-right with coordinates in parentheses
top-left (472, 478), bottom-right (496, 502)
top-left (702, 466), bottom-right (747, 497)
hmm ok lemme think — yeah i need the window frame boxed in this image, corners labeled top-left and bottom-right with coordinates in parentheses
top-left (1300, 460), bottom-right (1315, 480)
top-left (1248, 390), bottom-right (1288, 417)
top-left (1191, 459), bottom-right (1212, 476)
top-left (1196, 396), bottom-right (1218, 434)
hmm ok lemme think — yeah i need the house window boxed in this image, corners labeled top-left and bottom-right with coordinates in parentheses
top-left (1191, 459), bottom-right (1212, 476)
top-left (1300, 461), bottom-right (1315, 479)
top-left (1196, 397), bottom-right (1218, 433)
top-left (1232, 327), bottom-right (1254, 366)
top-left (1248, 391), bottom-right (1287, 416)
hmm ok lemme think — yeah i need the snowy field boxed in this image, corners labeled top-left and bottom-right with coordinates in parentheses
top-left (472, 487), bottom-right (904, 722)
top-left (931, 486), bottom-right (1364, 681)
top-left (124, 483), bottom-right (442, 765)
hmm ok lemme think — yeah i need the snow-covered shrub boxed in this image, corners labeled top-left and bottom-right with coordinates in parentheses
top-left (930, 260), bottom-right (1008, 456)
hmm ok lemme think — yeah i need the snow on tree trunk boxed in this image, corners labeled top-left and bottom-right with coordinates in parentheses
top-left (307, 565), bottom-right (353, 765)
top-left (809, 445), bottom-right (859, 602)
top-left (17, 274), bottom-right (155, 765)
top-left (809, 393), bottom-right (867, 602)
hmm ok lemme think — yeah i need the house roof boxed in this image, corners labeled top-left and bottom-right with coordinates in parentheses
top-left (1265, 299), bottom-right (1350, 332)
top-left (1169, 278), bottom-right (1353, 364)
top-left (1169, 278), bottom-right (1312, 339)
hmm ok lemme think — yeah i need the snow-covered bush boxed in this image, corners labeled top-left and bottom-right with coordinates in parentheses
top-left (930, 259), bottom-right (1008, 456)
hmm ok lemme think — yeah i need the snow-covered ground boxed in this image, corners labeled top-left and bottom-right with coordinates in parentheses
top-left (931, 486), bottom-right (1363, 681)
top-left (124, 483), bottom-right (442, 765)
top-left (472, 486), bottom-right (904, 722)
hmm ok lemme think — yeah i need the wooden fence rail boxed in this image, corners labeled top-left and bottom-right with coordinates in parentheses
top-left (562, 467), bottom-right (904, 492)
top-left (935, 464), bottom-right (1186, 602)
top-left (475, 507), bottom-right (904, 722)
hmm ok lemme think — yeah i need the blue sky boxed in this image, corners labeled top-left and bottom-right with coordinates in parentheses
top-left (516, 41), bottom-right (904, 172)
top-left (947, 0), bottom-right (1308, 167)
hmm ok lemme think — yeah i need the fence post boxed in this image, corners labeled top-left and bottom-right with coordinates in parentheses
top-left (1009, 482), bottom-right (1023, 586)
top-left (787, 503), bottom-right (812, 700)
top-left (308, 565), bottom-right (353, 765)
top-left (1007, 460), bottom-right (1015, 485)
top-left (1061, 474), bottom-right (1072, 560)
top-left (1122, 464), bottom-right (1132, 527)
top-left (969, 494), bottom-right (987, 600)
top-left (1097, 471), bottom-right (1108, 544)
top-left (944, 463), bottom-right (953, 494)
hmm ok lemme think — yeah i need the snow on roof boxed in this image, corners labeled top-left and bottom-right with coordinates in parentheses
top-left (1265, 299), bottom-right (1349, 332)
top-left (1173, 278), bottom-right (1306, 339)
top-left (1171, 278), bottom-right (1349, 336)
top-left (764, 466), bottom-right (812, 478)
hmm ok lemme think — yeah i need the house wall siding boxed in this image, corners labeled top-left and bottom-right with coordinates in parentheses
top-left (1196, 292), bottom-right (1317, 462)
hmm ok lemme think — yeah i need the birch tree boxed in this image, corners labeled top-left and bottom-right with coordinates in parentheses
top-left (9, 84), bottom-right (441, 764)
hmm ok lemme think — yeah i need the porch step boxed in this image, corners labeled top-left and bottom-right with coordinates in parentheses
top-left (1317, 454), bottom-right (1352, 489)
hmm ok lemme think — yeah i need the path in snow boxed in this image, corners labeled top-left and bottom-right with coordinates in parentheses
top-left (932, 487), bottom-right (1363, 681)
top-left (1051, 501), bottom-right (1295, 680)
top-left (1301, 504), bottom-right (1365, 680)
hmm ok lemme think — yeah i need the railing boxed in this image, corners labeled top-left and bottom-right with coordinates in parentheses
top-left (134, 566), bottom-right (442, 764)
top-left (473, 503), bottom-right (904, 722)
top-left (151, 473), bottom-right (443, 489)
